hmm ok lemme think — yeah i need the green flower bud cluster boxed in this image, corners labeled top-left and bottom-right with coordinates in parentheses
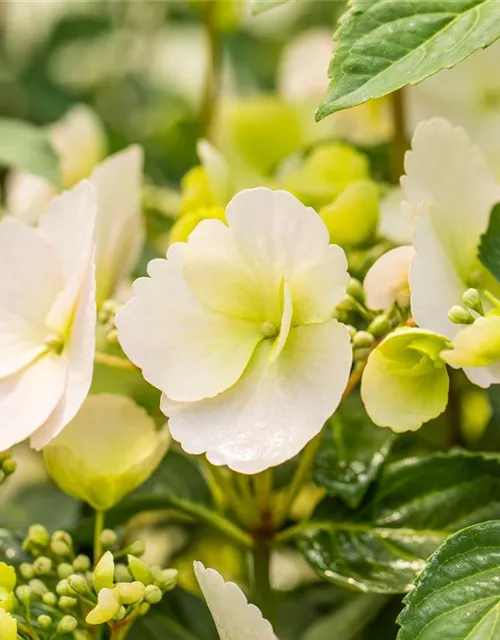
top-left (448, 288), bottom-right (485, 325)
top-left (0, 450), bottom-right (16, 485)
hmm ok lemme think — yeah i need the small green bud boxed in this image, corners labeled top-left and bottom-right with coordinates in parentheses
top-left (367, 314), bottom-right (391, 338)
top-left (57, 615), bottom-right (78, 633)
top-left (128, 555), bottom-right (153, 585)
top-left (57, 563), bottom-right (74, 580)
top-left (138, 601), bottom-right (150, 616)
top-left (345, 325), bottom-right (357, 339)
top-left (126, 540), bottom-right (145, 557)
top-left (346, 278), bottom-right (365, 303)
top-left (51, 531), bottom-right (73, 555)
top-left (59, 595), bottom-right (78, 610)
top-left (27, 525), bottom-right (50, 548)
top-left (115, 581), bottom-right (145, 605)
top-left (155, 569), bottom-right (178, 592)
top-left (114, 564), bottom-right (133, 583)
top-left (29, 579), bottom-right (48, 597)
top-left (19, 563), bottom-right (34, 580)
top-left (1, 459), bottom-right (16, 476)
top-left (0, 450), bottom-right (12, 463)
top-left (33, 556), bottom-right (52, 576)
top-left (42, 591), bottom-right (57, 606)
top-left (68, 574), bottom-right (92, 596)
top-left (100, 529), bottom-right (118, 549)
top-left (15, 585), bottom-right (31, 604)
top-left (448, 305), bottom-right (475, 325)
top-left (37, 614), bottom-right (52, 629)
top-left (144, 584), bottom-right (162, 605)
top-left (463, 288), bottom-right (484, 315)
top-left (354, 347), bottom-right (372, 363)
top-left (115, 605), bottom-right (127, 621)
top-left (74, 632), bottom-right (93, 640)
top-left (352, 331), bottom-right (375, 349)
top-left (56, 579), bottom-right (74, 597)
top-left (336, 294), bottom-right (359, 313)
top-left (73, 554), bottom-right (91, 573)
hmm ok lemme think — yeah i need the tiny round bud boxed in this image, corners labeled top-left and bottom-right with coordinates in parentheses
top-left (115, 605), bottom-right (127, 621)
top-left (448, 305), bottom-right (475, 325)
top-left (73, 554), bottom-right (91, 573)
top-left (367, 314), bottom-right (391, 338)
top-left (155, 569), bottom-right (178, 592)
top-left (29, 579), bottom-right (48, 598)
top-left (42, 591), bottom-right (57, 606)
top-left (138, 602), bottom-right (150, 616)
top-left (27, 525), bottom-right (50, 548)
top-left (114, 564), bottom-right (133, 583)
top-left (33, 556), bottom-right (52, 576)
top-left (68, 574), bottom-right (91, 596)
top-left (59, 595), bottom-right (78, 610)
top-left (1, 459), bottom-right (16, 476)
top-left (347, 278), bottom-right (365, 302)
top-left (50, 540), bottom-right (71, 557)
top-left (0, 449), bottom-right (12, 463)
top-left (19, 563), bottom-right (34, 580)
top-left (115, 581), bottom-right (145, 605)
top-left (352, 331), bottom-right (375, 349)
top-left (37, 614), bottom-right (52, 629)
top-left (16, 585), bottom-right (31, 604)
top-left (100, 529), bottom-right (118, 549)
top-left (57, 563), bottom-right (74, 580)
top-left (57, 615), bottom-right (78, 633)
top-left (56, 579), bottom-right (74, 597)
top-left (463, 288), bottom-right (484, 315)
top-left (336, 295), bottom-right (359, 313)
top-left (126, 540), bottom-right (145, 557)
top-left (144, 584), bottom-right (162, 605)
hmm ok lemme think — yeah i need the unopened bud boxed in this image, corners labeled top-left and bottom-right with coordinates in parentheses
top-left (73, 555), bottom-right (91, 573)
top-left (138, 601), bottom-right (150, 616)
top-left (144, 584), bottom-right (162, 604)
top-left (115, 605), bottom-right (127, 621)
top-left (56, 579), bottom-right (74, 597)
top-left (128, 555), bottom-right (153, 586)
top-left (337, 295), bottom-right (359, 313)
top-left (42, 592), bottom-right (57, 606)
top-left (114, 564), bottom-right (133, 583)
top-left (367, 314), bottom-right (391, 338)
top-left (346, 278), bottom-right (365, 303)
top-left (68, 574), bottom-right (92, 596)
top-left (33, 556), bottom-right (52, 576)
top-left (27, 525), bottom-right (50, 548)
top-left (19, 563), bottom-right (34, 580)
top-left (16, 585), bottom-right (31, 604)
top-left (345, 325), bottom-right (357, 339)
top-left (126, 540), bottom-right (145, 557)
top-left (155, 569), bottom-right (178, 592)
top-left (448, 305), bottom-right (474, 325)
top-left (115, 581), bottom-right (145, 605)
top-left (52, 530), bottom-right (73, 548)
top-left (57, 615), bottom-right (77, 633)
top-left (29, 579), bottom-right (48, 597)
top-left (352, 331), bottom-right (374, 349)
top-left (462, 288), bottom-right (484, 315)
top-left (1, 459), bottom-right (16, 476)
top-left (57, 563), bottom-right (74, 580)
top-left (100, 529), bottom-right (117, 549)
top-left (37, 614), bottom-right (52, 629)
top-left (59, 595), bottom-right (78, 609)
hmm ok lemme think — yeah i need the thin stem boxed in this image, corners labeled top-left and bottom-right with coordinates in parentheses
top-left (390, 88), bottom-right (408, 183)
top-left (201, 0), bottom-right (222, 138)
top-left (206, 464), bottom-right (251, 525)
top-left (94, 352), bottom-right (136, 371)
top-left (253, 470), bottom-right (273, 516)
top-left (251, 540), bottom-right (274, 623)
top-left (94, 510), bottom-right (105, 565)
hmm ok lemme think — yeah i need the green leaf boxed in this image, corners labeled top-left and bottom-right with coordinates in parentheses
top-left (252, 0), bottom-right (291, 14)
top-left (397, 520), bottom-right (500, 640)
top-left (299, 452), bottom-right (500, 594)
top-left (317, 0), bottom-right (500, 120)
top-left (478, 202), bottom-right (500, 282)
top-left (0, 118), bottom-right (61, 186)
top-left (314, 394), bottom-right (394, 509)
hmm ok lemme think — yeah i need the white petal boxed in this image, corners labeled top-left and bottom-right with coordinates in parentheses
top-left (88, 145), bottom-right (144, 304)
top-left (194, 562), bottom-right (275, 640)
top-left (402, 118), bottom-right (500, 275)
top-left (364, 246), bottom-right (415, 310)
top-left (0, 217), bottom-right (62, 377)
top-left (5, 171), bottom-right (56, 225)
top-left (30, 257), bottom-right (96, 449)
top-left (378, 186), bottom-right (413, 245)
top-left (38, 180), bottom-right (97, 283)
top-left (116, 247), bottom-right (262, 403)
top-left (269, 280), bottom-right (292, 362)
top-left (163, 320), bottom-right (352, 474)
top-left (0, 355), bottom-right (67, 450)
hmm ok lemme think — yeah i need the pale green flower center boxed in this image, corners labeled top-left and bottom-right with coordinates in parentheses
top-left (45, 333), bottom-right (65, 356)
top-left (260, 321), bottom-right (279, 339)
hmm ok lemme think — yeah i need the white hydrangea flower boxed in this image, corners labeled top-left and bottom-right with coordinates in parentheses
top-left (194, 562), bottom-right (275, 640)
top-left (116, 188), bottom-right (352, 474)
top-left (364, 246), bottom-right (415, 311)
top-left (403, 118), bottom-right (500, 387)
top-left (0, 181), bottom-right (97, 451)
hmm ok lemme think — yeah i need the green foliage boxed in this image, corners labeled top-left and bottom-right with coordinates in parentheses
top-left (0, 118), bottom-right (61, 186)
top-left (313, 394), bottom-right (394, 509)
top-left (397, 520), bottom-right (500, 640)
top-left (299, 452), bottom-right (500, 593)
top-left (317, 0), bottom-right (500, 120)
top-left (479, 202), bottom-right (500, 282)
top-left (252, 0), bottom-right (292, 15)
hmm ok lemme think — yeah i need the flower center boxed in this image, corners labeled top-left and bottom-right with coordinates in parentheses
top-left (45, 334), bottom-right (64, 356)
top-left (260, 321), bottom-right (279, 339)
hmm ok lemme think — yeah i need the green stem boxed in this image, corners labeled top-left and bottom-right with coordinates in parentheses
top-left (251, 539), bottom-right (274, 624)
top-left (390, 88), bottom-right (408, 183)
top-left (94, 352), bottom-right (136, 371)
top-left (94, 510), bottom-right (105, 565)
top-left (206, 464), bottom-right (251, 525)
top-left (201, 0), bottom-right (222, 138)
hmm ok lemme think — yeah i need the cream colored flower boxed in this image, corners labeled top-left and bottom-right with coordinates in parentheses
top-left (194, 562), bottom-right (275, 640)
top-left (117, 188), bottom-right (352, 474)
top-left (0, 181), bottom-right (96, 451)
top-left (43, 394), bottom-right (169, 511)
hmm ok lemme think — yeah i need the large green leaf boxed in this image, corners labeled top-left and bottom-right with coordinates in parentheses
top-left (317, 0), bottom-right (500, 120)
top-left (314, 394), bottom-right (394, 509)
top-left (479, 202), bottom-right (500, 283)
top-left (0, 118), bottom-right (61, 186)
top-left (298, 452), bottom-right (500, 593)
top-left (397, 520), bottom-right (500, 639)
